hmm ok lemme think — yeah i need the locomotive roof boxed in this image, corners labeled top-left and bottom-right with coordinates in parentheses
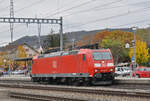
top-left (38, 50), bottom-right (79, 58)
top-left (37, 49), bottom-right (110, 59)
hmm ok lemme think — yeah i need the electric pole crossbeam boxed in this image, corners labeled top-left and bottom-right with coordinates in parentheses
top-left (0, 17), bottom-right (62, 24)
top-left (0, 17), bottom-right (63, 51)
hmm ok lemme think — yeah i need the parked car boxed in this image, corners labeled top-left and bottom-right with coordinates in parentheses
top-left (3, 71), bottom-right (9, 75)
top-left (115, 67), bottom-right (132, 77)
top-left (12, 69), bottom-right (27, 75)
top-left (133, 67), bottom-right (150, 78)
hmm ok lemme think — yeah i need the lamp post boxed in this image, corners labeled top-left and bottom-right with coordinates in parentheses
top-left (132, 27), bottom-right (137, 76)
top-left (72, 38), bottom-right (76, 50)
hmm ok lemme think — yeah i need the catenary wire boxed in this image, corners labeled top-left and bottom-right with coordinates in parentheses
top-left (45, 0), bottom-right (99, 18)
top-left (62, 0), bottom-right (150, 17)
top-left (64, 6), bottom-right (150, 30)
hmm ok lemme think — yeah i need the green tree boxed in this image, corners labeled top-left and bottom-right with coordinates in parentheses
top-left (99, 30), bottom-right (136, 64)
top-left (101, 38), bottom-right (129, 64)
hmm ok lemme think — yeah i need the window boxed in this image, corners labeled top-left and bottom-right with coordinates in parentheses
top-left (92, 52), bottom-right (112, 60)
top-left (138, 68), bottom-right (144, 71)
top-left (62, 52), bottom-right (69, 56)
top-left (145, 68), bottom-right (150, 71)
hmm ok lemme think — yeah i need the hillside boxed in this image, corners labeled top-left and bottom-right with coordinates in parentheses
top-left (0, 28), bottom-right (134, 51)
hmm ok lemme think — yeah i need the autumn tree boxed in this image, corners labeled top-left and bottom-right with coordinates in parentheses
top-left (17, 45), bottom-right (27, 66)
top-left (0, 52), bottom-right (10, 70)
top-left (129, 40), bottom-right (149, 65)
top-left (17, 45), bottom-right (27, 58)
top-left (75, 30), bottom-right (147, 64)
top-left (91, 30), bottom-right (111, 44)
top-left (99, 30), bottom-right (142, 64)
top-left (76, 35), bottom-right (92, 47)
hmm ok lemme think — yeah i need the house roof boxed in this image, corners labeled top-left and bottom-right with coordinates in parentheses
top-left (0, 43), bottom-right (39, 54)
top-left (22, 43), bottom-right (39, 53)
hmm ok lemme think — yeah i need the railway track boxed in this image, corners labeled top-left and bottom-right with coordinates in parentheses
top-left (0, 82), bottom-right (150, 99)
top-left (9, 92), bottom-right (85, 101)
top-left (1, 79), bottom-right (150, 90)
top-left (0, 79), bottom-right (150, 101)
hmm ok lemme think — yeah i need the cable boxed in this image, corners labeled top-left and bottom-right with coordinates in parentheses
top-left (64, 6), bottom-right (150, 29)
top-left (0, 42), bottom-right (9, 45)
top-left (0, 24), bottom-right (22, 34)
top-left (14, 0), bottom-right (44, 13)
top-left (43, 0), bottom-right (76, 16)
top-left (45, 0), bottom-right (98, 17)
top-left (113, 18), bottom-right (150, 28)
top-left (1, 0), bottom-right (47, 17)
top-left (0, 6), bottom-right (9, 12)
top-left (63, 0), bottom-right (123, 17)
top-left (63, 0), bottom-right (150, 17)
top-left (0, 0), bottom-right (4, 4)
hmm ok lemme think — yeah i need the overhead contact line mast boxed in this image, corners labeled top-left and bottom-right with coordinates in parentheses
top-left (0, 17), bottom-right (64, 51)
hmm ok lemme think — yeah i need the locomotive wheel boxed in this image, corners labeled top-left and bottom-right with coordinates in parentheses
top-left (48, 78), bottom-right (53, 84)
top-left (83, 79), bottom-right (91, 86)
top-left (72, 78), bottom-right (82, 86)
top-left (73, 81), bottom-right (80, 86)
top-left (83, 81), bottom-right (89, 86)
top-left (31, 77), bottom-right (37, 82)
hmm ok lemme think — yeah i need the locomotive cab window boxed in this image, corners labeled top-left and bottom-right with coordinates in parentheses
top-left (92, 52), bottom-right (112, 60)
top-left (62, 52), bottom-right (69, 56)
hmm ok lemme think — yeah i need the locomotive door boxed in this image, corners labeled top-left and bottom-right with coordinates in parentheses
top-left (76, 54), bottom-right (87, 74)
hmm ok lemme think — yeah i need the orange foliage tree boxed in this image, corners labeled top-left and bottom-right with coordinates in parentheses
top-left (16, 45), bottom-right (27, 67)
top-left (91, 30), bottom-right (111, 44)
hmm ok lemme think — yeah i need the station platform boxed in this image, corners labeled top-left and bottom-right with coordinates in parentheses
top-left (0, 75), bottom-right (31, 81)
top-left (114, 77), bottom-right (150, 85)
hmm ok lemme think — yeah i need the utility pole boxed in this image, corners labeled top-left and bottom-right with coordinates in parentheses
top-left (132, 27), bottom-right (137, 76)
top-left (72, 38), bottom-right (75, 50)
top-left (10, 0), bottom-right (14, 42)
top-left (38, 23), bottom-right (42, 53)
top-left (9, 0), bottom-right (14, 76)
top-left (0, 17), bottom-right (63, 51)
top-left (60, 17), bottom-right (63, 51)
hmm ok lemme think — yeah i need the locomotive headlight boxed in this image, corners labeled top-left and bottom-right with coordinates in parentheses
top-left (94, 63), bottom-right (101, 67)
top-left (95, 69), bottom-right (99, 72)
top-left (107, 63), bottom-right (114, 67)
top-left (109, 68), bottom-right (114, 72)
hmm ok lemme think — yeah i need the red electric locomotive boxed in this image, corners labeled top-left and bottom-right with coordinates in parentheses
top-left (31, 49), bottom-right (115, 85)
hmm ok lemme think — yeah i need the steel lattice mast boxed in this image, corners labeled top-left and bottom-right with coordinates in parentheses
top-left (10, 0), bottom-right (14, 42)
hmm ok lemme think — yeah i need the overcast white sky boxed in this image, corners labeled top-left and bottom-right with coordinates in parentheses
top-left (0, 0), bottom-right (150, 45)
